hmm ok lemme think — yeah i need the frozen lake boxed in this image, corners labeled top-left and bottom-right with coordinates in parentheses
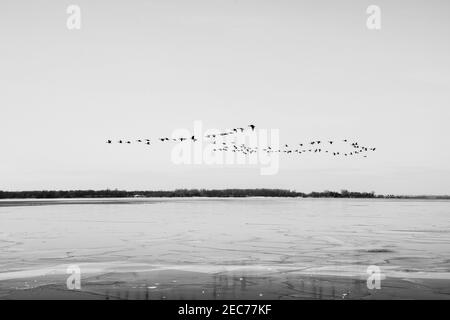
top-left (0, 198), bottom-right (449, 299)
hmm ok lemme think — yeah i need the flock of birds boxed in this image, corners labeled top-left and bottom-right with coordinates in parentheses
top-left (106, 124), bottom-right (377, 158)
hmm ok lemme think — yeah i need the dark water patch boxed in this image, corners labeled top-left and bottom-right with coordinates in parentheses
top-left (364, 249), bottom-right (395, 253)
top-left (393, 229), bottom-right (450, 233)
top-left (0, 199), bottom-right (166, 207)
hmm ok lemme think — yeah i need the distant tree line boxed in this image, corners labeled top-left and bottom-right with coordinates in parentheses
top-left (0, 189), bottom-right (448, 199)
top-left (0, 189), bottom-right (299, 199)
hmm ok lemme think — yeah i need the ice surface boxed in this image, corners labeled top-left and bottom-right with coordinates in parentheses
top-left (0, 198), bottom-right (449, 299)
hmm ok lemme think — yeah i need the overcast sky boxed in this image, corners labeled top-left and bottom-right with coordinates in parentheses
top-left (1, 0), bottom-right (449, 194)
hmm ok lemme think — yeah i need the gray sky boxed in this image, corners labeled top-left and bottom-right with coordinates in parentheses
top-left (1, 0), bottom-right (449, 194)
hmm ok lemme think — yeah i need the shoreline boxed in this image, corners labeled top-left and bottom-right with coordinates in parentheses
top-left (2, 189), bottom-right (449, 201)
top-left (1, 197), bottom-right (449, 208)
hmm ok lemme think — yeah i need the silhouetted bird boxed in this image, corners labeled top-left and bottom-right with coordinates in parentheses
top-left (248, 125), bottom-right (255, 131)
top-left (107, 140), bottom-right (112, 144)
